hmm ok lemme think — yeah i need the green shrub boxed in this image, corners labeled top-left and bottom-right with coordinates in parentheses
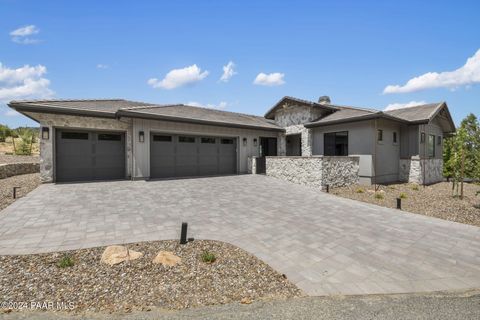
top-left (355, 188), bottom-right (365, 193)
top-left (411, 184), bottom-right (419, 191)
top-left (201, 251), bottom-right (216, 263)
top-left (57, 254), bottom-right (74, 268)
top-left (399, 192), bottom-right (407, 199)
top-left (374, 192), bottom-right (384, 200)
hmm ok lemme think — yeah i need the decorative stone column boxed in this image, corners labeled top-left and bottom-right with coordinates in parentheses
top-left (277, 132), bottom-right (286, 156)
top-left (301, 128), bottom-right (312, 156)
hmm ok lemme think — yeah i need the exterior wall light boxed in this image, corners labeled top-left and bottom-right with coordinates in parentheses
top-left (243, 137), bottom-right (247, 146)
top-left (41, 127), bottom-right (49, 140)
top-left (253, 138), bottom-right (258, 147)
top-left (139, 131), bottom-right (145, 143)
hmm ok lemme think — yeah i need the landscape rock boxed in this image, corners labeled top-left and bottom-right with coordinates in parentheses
top-left (101, 245), bottom-right (143, 266)
top-left (153, 251), bottom-right (181, 266)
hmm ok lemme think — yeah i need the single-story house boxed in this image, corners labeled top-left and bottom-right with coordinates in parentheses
top-left (8, 96), bottom-right (455, 186)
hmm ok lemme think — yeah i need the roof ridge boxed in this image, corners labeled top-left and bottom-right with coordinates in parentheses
top-left (10, 98), bottom-right (126, 103)
top-left (328, 104), bottom-right (379, 113)
top-left (120, 104), bottom-right (176, 111)
top-left (383, 102), bottom-right (443, 113)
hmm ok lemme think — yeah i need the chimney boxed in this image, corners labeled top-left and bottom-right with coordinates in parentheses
top-left (318, 96), bottom-right (331, 104)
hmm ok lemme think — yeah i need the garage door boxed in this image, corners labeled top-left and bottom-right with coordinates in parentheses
top-left (150, 134), bottom-right (237, 179)
top-left (56, 130), bottom-right (126, 182)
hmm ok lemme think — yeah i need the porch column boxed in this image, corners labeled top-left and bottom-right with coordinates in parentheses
top-left (277, 132), bottom-right (286, 156)
top-left (301, 128), bottom-right (312, 156)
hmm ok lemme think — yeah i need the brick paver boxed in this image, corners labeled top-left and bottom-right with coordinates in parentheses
top-left (0, 175), bottom-right (479, 295)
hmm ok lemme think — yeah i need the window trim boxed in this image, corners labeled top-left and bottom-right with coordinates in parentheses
top-left (324, 131), bottom-right (348, 156)
top-left (377, 129), bottom-right (383, 143)
top-left (201, 137), bottom-right (216, 144)
top-left (178, 136), bottom-right (196, 143)
top-left (392, 131), bottom-right (398, 144)
top-left (152, 135), bottom-right (172, 142)
top-left (427, 134), bottom-right (436, 158)
top-left (61, 131), bottom-right (89, 140)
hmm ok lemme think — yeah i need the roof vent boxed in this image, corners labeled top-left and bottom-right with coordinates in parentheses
top-left (318, 96), bottom-right (331, 104)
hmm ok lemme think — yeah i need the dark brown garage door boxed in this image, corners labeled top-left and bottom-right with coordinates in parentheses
top-left (55, 130), bottom-right (126, 182)
top-left (150, 134), bottom-right (237, 179)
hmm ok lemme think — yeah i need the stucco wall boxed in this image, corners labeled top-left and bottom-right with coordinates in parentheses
top-left (265, 156), bottom-right (359, 189)
top-left (399, 157), bottom-right (443, 185)
top-left (23, 112), bottom-right (133, 183)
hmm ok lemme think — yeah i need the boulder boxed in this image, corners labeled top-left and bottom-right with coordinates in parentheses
top-left (101, 245), bottom-right (143, 266)
top-left (153, 251), bottom-right (181, 266)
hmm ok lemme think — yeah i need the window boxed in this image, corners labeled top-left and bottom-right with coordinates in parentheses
top-left (420, 132), bottom-right (425, 143)
top-left (437, 136), bottom-right (442, 145)
top-left (393, 132), bottom-right (398, 144)
top-left (221, 138), bottom-right (234, 144)
top-left (377, 129), bottom-right (383, 142)
top-left (179, 136), bottom-right (195, 143)
top-left (98, 133), bottom-right (121, 141)
top-left (428, 134), bottom-right (435, 157)
top-left (324, 131), bottom-right (348, 156)
top-left (61, 132), bottom-right (88, 140)
top-left (153, 135), bottom-right (172, 142)
top-left (201, 137), bottom-right (216, 144)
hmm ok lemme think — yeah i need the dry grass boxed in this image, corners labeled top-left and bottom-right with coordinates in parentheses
top-left (0, 137), bottom-right (39, 155)
top-left (332, 182), bottom-right (480, 227)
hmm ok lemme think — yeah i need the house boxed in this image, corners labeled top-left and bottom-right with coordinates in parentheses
top-left (8, 96), bottom-right (455, 186)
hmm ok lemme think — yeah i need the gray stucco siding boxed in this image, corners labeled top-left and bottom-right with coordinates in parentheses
top-left (132, 118), bottom-right (278, 179)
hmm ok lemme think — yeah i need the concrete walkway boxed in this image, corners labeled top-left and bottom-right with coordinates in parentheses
top-left (0, 175), bottom-right (479, 296)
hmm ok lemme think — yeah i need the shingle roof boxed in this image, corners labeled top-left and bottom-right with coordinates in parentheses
top-left (118, 104), bottom-right (281, 130)
top-left (310, 107), bottom-right (378, 124)
top-left (9, 99), bottom-right (283, 132)
top-left (383, 103), bottom-right (443, 122)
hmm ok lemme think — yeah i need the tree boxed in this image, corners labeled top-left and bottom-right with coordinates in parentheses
top-left (459, 113), bottom-right (480, 180)
top-left (446, 126), bottom-right (468, 198)
top-left (0, 124), bottom-right (12, 142)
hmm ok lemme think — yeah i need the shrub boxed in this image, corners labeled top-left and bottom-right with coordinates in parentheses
top-left (201, 251), bottom-right (216, 263)
top-left (57, 254), bottom-right (74, 268)
top-left (411, 184), bottom-right (420, 191)
top-left (374, 193), bottom-right (384, 200)
top-left (355, 188), bottom-right (365, 193)
top-left (399, 192), bottom-right (407, 199)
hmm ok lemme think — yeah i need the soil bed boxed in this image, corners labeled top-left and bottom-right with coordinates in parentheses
top-left (332, 182), bottom-right (480, 227)
top-left (0, 240), bottom-right (302, 313)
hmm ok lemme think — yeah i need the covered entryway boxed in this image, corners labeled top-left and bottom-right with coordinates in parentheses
top-left (55, 129), bottom-right (126, 182)
top-left (150, 133), bottom-right (237, 179)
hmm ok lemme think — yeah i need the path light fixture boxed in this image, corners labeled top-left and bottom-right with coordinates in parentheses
top-left (180, 222), bottom-right (188, 244)
top-left (41, 127), bottom-right (49, 140)
top-left (13, 186), bottom-right (20, 199)
top-left (397, 198), bottom-right (402, 210)
top-left (139, 131), bottom-right (145, 143)
top-left (243, 137), bottom-right (247, 146)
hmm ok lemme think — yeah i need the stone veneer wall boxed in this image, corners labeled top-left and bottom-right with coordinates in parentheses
top-left (0, 163), bottom-right (40, 179)
top-left (265, 156), bottom-right (359, 189)
top-left (399, 157), bottom-right (443, 185)
top-left (23, 112), bottom-right (133, 183)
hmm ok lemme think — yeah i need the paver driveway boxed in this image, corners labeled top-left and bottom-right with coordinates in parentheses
top-left (1, 175), bottom-right (479, 296)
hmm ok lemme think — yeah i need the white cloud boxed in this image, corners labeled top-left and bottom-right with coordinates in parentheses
top-left (384, 49), bottom-right (480, 94)
top-left (187, 101), bottom-right (228, 110)
top-left (10, 25), bottom-right (40, 45)
top-left (384, 100), bottom-right (427, 111)
top-left (97, 64), bottom-right (109, 69)
top-left (220, 61), bottom-right (237, 82)
top-left (253, 72), bottom-right (285, 86)
top-left (148, 64), bottom-right (209, 90)
top-left (0, 62), bottom-right (54, 102)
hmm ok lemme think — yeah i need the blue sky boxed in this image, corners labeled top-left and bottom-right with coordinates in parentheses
top-left (1, 0), bottom-right (479, 128)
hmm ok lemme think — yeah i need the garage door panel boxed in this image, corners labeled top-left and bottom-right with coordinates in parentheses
top-left (150, 134), bottom-right (236, 179)
top-left (150, 135), bottom-right (176, 178)
top-left (56, 130), bottom-right (125, 182)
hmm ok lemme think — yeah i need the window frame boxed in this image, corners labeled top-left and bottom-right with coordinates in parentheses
top-left (152, 135), bottom-right (172, 142)
top-left (61, 132), bottom-right (89, 140)
top-left (178, 136), bottom-right (196, 143)
top-left (377, 129), bottom-right (383, 143)
top-left (437, 135), bottom-right (442, 145)
top-left (427, 134), bottom-right (436, 158)
top-left (324, 131), bottom-right (349, 156)
top-left (392, 131), bottom-right (398, 144)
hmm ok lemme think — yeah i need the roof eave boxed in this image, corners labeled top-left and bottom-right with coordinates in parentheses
top-left (118, 110), bottom-right (285, 132)
top-left (8, 102), bottom-right (117, 119)
top-left (305, 113), bottom-right (408, 128)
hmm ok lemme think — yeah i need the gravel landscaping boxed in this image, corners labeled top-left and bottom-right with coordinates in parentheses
top-left (332, 182), bottom-right (480, 227)
top-left (0, 154), bottom-right (39, 164)
top-left (0, 173), bottom-right (40, 211)
top-left (0, 240), bottom-right (302, 313)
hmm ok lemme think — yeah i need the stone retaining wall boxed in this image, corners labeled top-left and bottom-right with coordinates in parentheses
top-left (265, 156), bottom-right (359, 189)
top-left (0, 163), bottom-right (40, 179)
top-left (399, 157), bottom-right (443, 185)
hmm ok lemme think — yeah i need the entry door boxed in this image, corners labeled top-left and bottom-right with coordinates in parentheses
top-left (56, 130), bottom-right (125, 182)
